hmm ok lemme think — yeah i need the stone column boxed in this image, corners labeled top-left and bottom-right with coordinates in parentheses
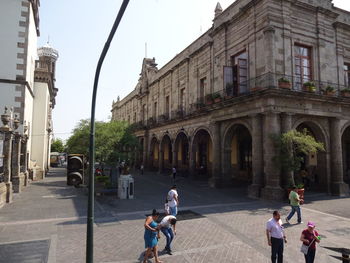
top-left (330, 118), bottom-right (349, 196)
top-left (261, 112), bottom-right (285, 200)
top-left (281, 113), bottom-right (294, 188)
top-left (248, 114), bottom-right (263, 198)
top-left (209, 122), bottom-right (222, 187)
top-left (0, 127), bottom-right (13, 203)
top-left (189, 140), bottom-right (195, 178)
top-left (20, 135), bottom-right (29, 186)
top-left (12, 133), bottom-right (24, 193)
top-left (21, 135), bottom-right (29, 186)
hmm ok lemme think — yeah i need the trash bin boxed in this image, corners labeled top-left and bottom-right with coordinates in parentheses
top-left (118, 175), bottom-right (134, 199)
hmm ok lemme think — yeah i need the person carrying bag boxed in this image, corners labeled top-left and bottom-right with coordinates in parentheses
top-left (300, 221), bottom-right (321, 263)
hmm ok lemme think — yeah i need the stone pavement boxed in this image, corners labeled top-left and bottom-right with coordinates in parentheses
top-left (0, 167), bottom-right (349, 263)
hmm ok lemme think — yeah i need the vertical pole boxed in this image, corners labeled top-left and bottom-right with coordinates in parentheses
top-left (86, 1), bottom-right (129, 262)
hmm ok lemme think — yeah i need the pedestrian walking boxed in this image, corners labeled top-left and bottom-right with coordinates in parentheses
top-left (286, 186), bottom-right (303, 224)
top-left (143, 209), bottom-right (163, 263)
top-left (172, 166), bottom-right (177, 182)
top-left (167, 185), bottom-right (179, 216)
top-left (140, 164), bottom-right (144, 175)
top-left (266, 210), bottom-right (287, 263)
top-left (159, 215), bottom-right (177, 255)
top-left (300, 221), bottom-right (321, 263)
top-left (164, 199), bottom-right (170, 215)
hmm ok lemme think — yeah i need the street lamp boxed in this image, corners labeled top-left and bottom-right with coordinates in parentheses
top-left (86, 1), bottom-right (129, 263)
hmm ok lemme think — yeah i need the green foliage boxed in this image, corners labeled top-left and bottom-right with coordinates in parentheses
top-left (273, 129), bottom-right (325, 185)
top-left (51, 138), bottom-right (65, 153)
top-left (66, 119), bottom-right (140, 164)
top-left (278, 77), bottom-right (290, 83)
top-left (325, 85), bottom-right (334, 92)
top-left (212, 92), bottom-right (221, 99)
top-left (303, 81), bottom-right (316, 88)
top-left (296, 183), bottom-right (304, 189)
top-left (96, 175), bottom-right (109, 183)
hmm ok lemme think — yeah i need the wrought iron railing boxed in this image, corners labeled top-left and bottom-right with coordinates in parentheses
top-left (130, 73), bottom-right (350, 130)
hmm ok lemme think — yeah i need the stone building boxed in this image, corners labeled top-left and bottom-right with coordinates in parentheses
top-left (0, 0), bottom-right (58, 207)
top-left (111, 0), bottom-right (350, 199)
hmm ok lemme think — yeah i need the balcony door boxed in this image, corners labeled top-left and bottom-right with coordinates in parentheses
top-left (227, 51), bottom-right (248, 95)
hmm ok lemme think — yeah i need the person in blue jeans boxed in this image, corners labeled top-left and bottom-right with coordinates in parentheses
top-left (286, 186), bottom-right (303, 224)
top-left (167, 185), bottom-right (179, 216)
top-left (159, 215), bottom-right (177, 255)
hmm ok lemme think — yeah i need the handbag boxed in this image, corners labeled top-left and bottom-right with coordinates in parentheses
top-left (300, 244), bottom-right (309, 254)
top-left (300, 234), bottom-right (316, 255)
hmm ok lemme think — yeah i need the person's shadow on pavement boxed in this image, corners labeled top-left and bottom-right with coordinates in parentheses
top-left (137, 249), bottom-right (168, 262)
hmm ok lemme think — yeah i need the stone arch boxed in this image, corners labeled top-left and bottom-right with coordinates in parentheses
top-left (149, 137), bottom-right (160, 170)
top-left (292, 119), bottom-right (328, 191)
top-left (191, 128), bottom-right (213, 179)
top-left (222, 122), bottom-right (252, 185)
top-left (160, 134), bottom-right (173, 171)
top-left (341, 122), bottom-right (350, 184)
top-left (174, 131), bottom-right (190, 175)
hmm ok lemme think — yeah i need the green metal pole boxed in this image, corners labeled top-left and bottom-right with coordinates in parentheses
top-left (87, 1), bottom-right (130, 262)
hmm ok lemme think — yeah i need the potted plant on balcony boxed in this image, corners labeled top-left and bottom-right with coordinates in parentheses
top-left (272, 129), bottom-right (325, 195)
top-left (225, 83), bottom-right (234, 99)
top-left (341, 88), bottom-right (350, 97)
top-left (302, 81), bottom-right (316, 93)
top-left (324, 85), bottom-right (335, 96)
top-left (278, 77), bottom-right (291, 89)
top-left (205, 94), bottom-right (213, 105)
top-left (212, 92), bottom-right (222, 103)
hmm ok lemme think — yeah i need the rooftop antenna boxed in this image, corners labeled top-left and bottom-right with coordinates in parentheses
top-left (47, 35), bottom-right (50, 44)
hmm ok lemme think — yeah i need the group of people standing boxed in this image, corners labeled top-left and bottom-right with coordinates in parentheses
top-left (266, 187), bottom-right (321, 263)
top-left (143, 185), bottom-right (179, 263)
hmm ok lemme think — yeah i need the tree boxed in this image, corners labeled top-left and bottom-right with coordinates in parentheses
top-left (273, 129), bottom-right (325, 187)
top-left (51, 138), bottom-right (65, 153)
top-left (66, 119), bottom-right (140, 165)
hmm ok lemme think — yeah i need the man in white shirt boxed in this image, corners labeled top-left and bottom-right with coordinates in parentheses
top-left (159, 215), bottom-right (177, 255)
top-left (167, 185), bottom-right (179, 216)
top-left (266, 210), bottom-right (287, 263)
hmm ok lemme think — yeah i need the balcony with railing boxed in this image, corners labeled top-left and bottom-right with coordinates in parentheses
top-left (130, 73), bottom-right (350, 131)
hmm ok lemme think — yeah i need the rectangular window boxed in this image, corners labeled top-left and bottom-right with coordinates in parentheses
top-left (153, 102), bottom-right (157, 119)
top-left (180, 88), bottom-right (185, 110)
top-left (344, 64), bottom-right (350, 87)
top-left (165, 96), bottom-right (169, 116)
top-left (142, 104), bottom-right (146, 123)
top-left (231, 51), bottom-right (248, 94)
top-left (199, 77), bottom-right (206, 103)
top-left (294, 45), bottom-right (312, 90)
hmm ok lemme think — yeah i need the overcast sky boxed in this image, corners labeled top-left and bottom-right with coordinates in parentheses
top-left (37, 0), bottom-right (350, 141)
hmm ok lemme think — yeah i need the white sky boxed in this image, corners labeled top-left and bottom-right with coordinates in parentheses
top-left (37, 0), bottom-right (350, 141)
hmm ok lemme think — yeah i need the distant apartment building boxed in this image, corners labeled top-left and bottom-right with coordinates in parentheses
top-left (111, 0), bottom-right (350, 199)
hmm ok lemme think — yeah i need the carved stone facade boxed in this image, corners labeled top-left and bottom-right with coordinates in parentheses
top-left (111, 0), bottom-right (350, 199)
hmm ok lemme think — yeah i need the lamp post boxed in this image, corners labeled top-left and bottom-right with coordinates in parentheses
top-left (86, 1), bottom-right (129, 262)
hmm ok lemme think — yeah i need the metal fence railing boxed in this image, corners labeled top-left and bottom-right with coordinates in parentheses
top-left (130, 73), bottom-right (350, 130)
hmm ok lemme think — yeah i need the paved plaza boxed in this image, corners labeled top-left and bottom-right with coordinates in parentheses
top-left (0, 167), bottom-right (349, 263)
